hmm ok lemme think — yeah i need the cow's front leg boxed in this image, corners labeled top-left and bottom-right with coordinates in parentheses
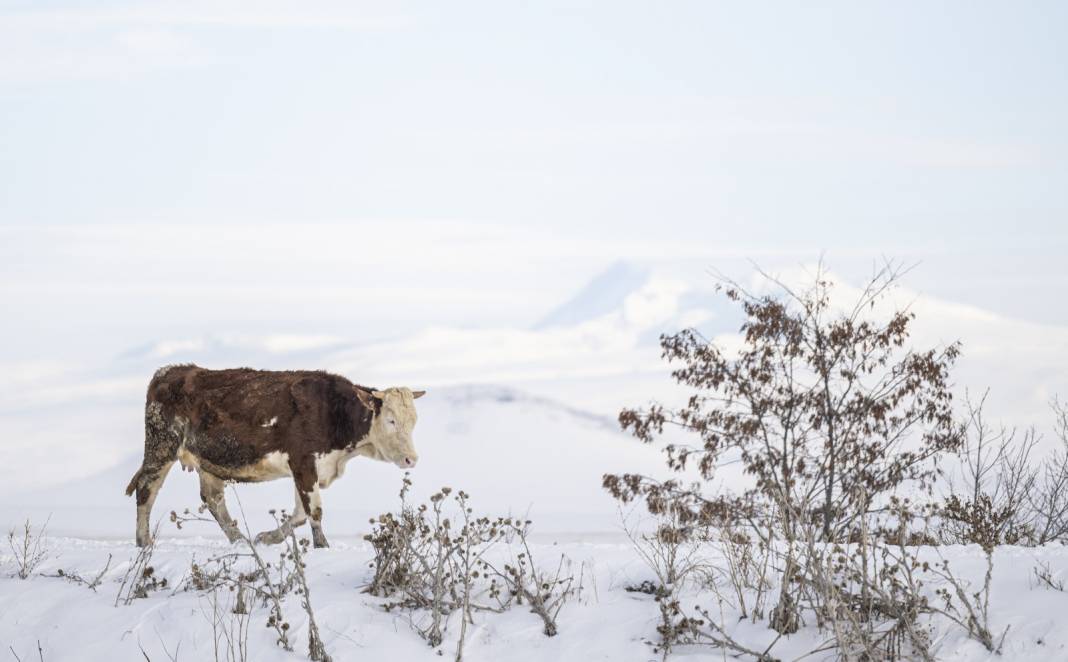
top-left (199, 471), bottom-right (243, 544)
top-left (253, 485), bottom-right (308, 545)
top-left (304, 485), bottom-right (328, 548)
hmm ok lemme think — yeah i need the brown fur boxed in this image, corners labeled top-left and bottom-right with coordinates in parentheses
top-left (126, 364), bottom-right (388, 547)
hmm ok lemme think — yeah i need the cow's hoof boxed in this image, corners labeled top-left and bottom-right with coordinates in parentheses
top-left (254, 530), bottom-right (283, 545)
top-left (313, 538), bottom-right (330, 549)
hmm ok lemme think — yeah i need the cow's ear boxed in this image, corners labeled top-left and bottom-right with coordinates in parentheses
top-left (354, 388), bottom-right (376, 409)
top-left (371, 390), bottom-right (386, 399)
top-left (411, 390), bottom-right (426, 399)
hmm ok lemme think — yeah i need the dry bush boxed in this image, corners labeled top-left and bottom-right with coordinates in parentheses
top-left (116, 521), bottom-right (167, 605)
top-left (798, 503), bottom-right (937, 662)
top-left (938, 395), bottom-right (1068, 550)
top-left (365, 475), bottom-right (581, 657)
top-left (7, 516), bottom-right (52, 580)
top-left (620, 506), bottom-right (793, 661)
top-left (487, 535), bottom-right (582, 638)
top-left (46, 554), bottom-right (112, 592)
top-left (716, 525), bottom-right (774, 623)
top-left (1028, 398), bottom-right (1068, 544)
top-left (929, 548), bottom-right (1007, 654)
top-left (938, 394), bottom-right (1039, 547)
top-left (619, 507), bottom-right (717, 658)
top-left (202, 584), bottom-right (254, 662)
top-left (1031, 561), bottom-right (1064, 592)
top-left (602, 262), bottom-right (1011, 660)
top-left (172, 503), bottom-right (331, 660)
top-left (286, 526), bottom-right (331, 662)
top-left (606, 261), bottom-right (963, 644)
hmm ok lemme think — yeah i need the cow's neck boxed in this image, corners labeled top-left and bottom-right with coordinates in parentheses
top-left (316, 443), bottom-right (365, 489)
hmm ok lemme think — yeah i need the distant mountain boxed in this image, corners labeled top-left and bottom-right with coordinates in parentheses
top-left (535, 259), bottom-right (739, 340)
top-left (534, 261), bottom-right (651, 329)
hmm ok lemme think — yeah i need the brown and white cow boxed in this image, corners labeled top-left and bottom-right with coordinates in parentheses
top-left (125, 364), bottom-right (424, 548)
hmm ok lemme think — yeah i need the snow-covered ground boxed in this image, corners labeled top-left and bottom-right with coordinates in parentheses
top-left (3, 264), bottom-right (1068, 660)
top-left (4, 533), bottom-right (1068, 661)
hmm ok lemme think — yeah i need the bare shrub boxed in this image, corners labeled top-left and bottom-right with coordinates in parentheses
top-left (173, 502), bottom-right (332, 660)
top-left (938, 395), bottom-right (1068, 549)
top-left (800, 503), bottom-right (936, 662)
top-left (484, 538), bottom-right (582, 637)
top-left (202, 584), bottom-right (254, 662)
top-left (938, 393), bottom-right (1039, 547)
top-left (116, 521), bottom-right (167, 605)
top-left (621, 506), bottom-right (710, 593)
top-left (7, 515), bottom-right (52, 580)
top-left (365, 475), bottom-right (581, 657)
top-left (364, 479), bottom-right (510, 646)
top-left (1029, 398), bottom-right (1068, 544)
top-left (929, 548), bottom-right (1007, 654)
top-left (46, 554), bottom-right (112, 591)
top-left (619, 507), bottom-right (715, 658)
top-left (286, 527), bottom-right (331, 662)
top-left (1031, 561), bottom-right (1064, 592)
top-left (665, 602), bottom-right (781, 661)
top-left (604, 261), bottom-right (971, 658)
top-left (716, 525), bottom-right (774, 623)
top-left (173, 508), bottom-right (293, 651)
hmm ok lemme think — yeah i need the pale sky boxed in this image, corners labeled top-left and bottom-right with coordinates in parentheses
top-left (2, 1), bottom-right (1066, 323)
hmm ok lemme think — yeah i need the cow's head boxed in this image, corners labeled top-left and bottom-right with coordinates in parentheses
top-left (356, 386), bottom-right (425, 468)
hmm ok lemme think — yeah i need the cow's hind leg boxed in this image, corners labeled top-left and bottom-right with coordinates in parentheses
top-left (132, 461), bottom-right (174, 547)
top-left (129, 401), bottom-right (179, 547)
top-left (199, 471), bottom-right (243, 544)
top-left (253, 484), bottom-right (309, 546)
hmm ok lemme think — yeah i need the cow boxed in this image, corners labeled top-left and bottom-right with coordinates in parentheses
top-left (124, 364), bottom-right (424, 548)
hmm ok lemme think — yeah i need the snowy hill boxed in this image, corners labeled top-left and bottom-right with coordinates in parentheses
top-left (2, 260), bottom-right (1067, 514)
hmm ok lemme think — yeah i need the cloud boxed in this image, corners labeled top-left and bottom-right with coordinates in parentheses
top-left (1, 2), bottom-right (411, 32)
top-left (0, 1), bottom-right (411, 81)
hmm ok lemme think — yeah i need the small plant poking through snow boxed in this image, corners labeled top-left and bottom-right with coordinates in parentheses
top-left (7, 516), bottom-right (52, 580)
top-left (365, 473), bottom-right (582, 657)
top-left (171, 504), bottom-right (332, 661)
top-left (202, 582), bottom-right (254, 662)
top-left (45, 554), bottom-right (112, 592)
top-left (116, 521), bottom-right (167, 605)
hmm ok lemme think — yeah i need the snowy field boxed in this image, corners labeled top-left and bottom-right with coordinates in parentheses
top-left (4, 534), bottom-right (1068, 661)
top-left (3, 265), bottom-right (1068, 661)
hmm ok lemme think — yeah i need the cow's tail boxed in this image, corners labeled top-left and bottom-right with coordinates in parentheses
top-left (125, 467), bottom-right (143, 497)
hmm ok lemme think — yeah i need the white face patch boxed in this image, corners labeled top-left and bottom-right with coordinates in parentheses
top-left (361, 387), bottom-right (421, 468)
top-left (261, 416), bottom-right (278, 428)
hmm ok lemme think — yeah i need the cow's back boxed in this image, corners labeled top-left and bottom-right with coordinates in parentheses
top-left (149, 365), bottom-right (295, 425)
top-left (146, 365), bottom-right (368, 475)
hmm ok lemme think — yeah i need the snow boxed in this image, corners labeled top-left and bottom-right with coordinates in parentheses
top-left (4, 535), bottom-right (1068, 661)
top-left (3, 265), bottom-right (1068, 660)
